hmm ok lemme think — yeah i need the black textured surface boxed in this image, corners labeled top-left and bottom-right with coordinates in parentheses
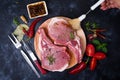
top-left (0, 0), bottom-right (120, 80)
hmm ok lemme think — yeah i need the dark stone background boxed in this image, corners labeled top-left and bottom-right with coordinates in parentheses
top-left (0, 0), bottom-right (120, 80)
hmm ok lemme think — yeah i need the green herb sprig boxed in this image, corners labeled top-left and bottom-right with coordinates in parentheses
top-left (85, 22), bottom-right (99, 31)
top-left (70, 32), bottom-right (75, 39)
top-left (13, 17), bottom-right (20, 26)
top-left (47, 54), bottom-right (56, 65)
top-left (92, 39), bottom-right (108, 53)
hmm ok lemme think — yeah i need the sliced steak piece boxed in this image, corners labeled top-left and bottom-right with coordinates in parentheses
top-left (38, 29), bottom-right (70, 72)
top-left (67, 32), bottom-right (83, 64)
top-left (37, 28), bottom-right (53, 57)
top-left (47, 18), bottom-right (74, 46)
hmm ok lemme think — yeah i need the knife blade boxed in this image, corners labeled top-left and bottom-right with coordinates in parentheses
top-left (22, 40), bottom-right (47, 74)
top-left (20, 50), bottom-right (40, 78)
top-left (8, 34), bottom-right (40, 78)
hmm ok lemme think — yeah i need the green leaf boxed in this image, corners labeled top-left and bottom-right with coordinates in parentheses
top-left (85, 22), bottom-right (91, 31)
top-left (101, 43), bottom-right (107, 47)
top-left (91, 23), bottom-right (98, 28)
top-left (13, 17), bottom-right (20, 26)
top-left (92, 39), bottom-right (101, 45)
top-left (85, 22), bottom-right (90, 27)
top-left (96, 45), bottom-right (102, 51)
top-left (96, 44), bottom-right (108, 53)
top-left (70, 32), bottom-right (75, 39)
top-left (101, 47), bottom-right (108, 53)
top-left (47, 54), bottom-right (56, 65)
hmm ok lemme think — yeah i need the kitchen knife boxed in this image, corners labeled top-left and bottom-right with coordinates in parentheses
top-left (20, 50), bottom-right (40, 78)
top-left (22, 40), bottom-right (47, 74)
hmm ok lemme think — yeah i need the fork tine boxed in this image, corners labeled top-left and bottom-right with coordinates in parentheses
top-left (22, 40), bottom-right (25, 44)
top-left (22, 40), bottom-right (26, 46)
top-left (11, 33), bottom-right (20, 43)
top-left (22, 40), bottom-right (29, 50)
top-left (8, 35), bottom-right (16, 46)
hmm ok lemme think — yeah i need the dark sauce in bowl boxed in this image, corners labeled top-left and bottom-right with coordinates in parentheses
top-left (28, 3), bottom-right (46, 17)
top-left (27, 1), bottom-right (48, 19)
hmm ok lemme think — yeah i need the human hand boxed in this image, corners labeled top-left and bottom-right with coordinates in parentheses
top-left (100, 0), bottom-right (120, 10)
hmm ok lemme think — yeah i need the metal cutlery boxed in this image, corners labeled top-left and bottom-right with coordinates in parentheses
top-left (69, 0), bottom-right (105, 30)
top-left (79, 0), bottom-right (105, 21)
top-left (22, 40), bottom-right (47, 74)
top-left (8, 33), bottom-right (40, 78)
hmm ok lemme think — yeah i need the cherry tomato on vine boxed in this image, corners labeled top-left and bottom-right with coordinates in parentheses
top-left (90, 57), bottom-right (97, 71)
top-left (86, 44), bottom-right (95, 57)
top-left (94, 52), bottom-right (106, 60)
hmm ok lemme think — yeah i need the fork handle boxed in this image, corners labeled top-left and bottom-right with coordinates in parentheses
top-left (91, 0), bottom-right (105, 10)
top-left (34, 60), bottom-right (47, 74)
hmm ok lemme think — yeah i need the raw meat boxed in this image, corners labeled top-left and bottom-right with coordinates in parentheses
top-left (48, 18), bottom-right (74, 46)
top-left (38, 29), bottom-right (70, 72)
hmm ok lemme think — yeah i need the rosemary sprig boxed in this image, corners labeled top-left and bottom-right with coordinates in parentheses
top-left (70, 32), bottom-right (75, 39)
top-left (47, 54), bottom-right (56, 65)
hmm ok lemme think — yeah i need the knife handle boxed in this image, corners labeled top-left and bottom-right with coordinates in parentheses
top-left (91, 0), bottom-right (105, 10)
top-left (34, 60), bottom-right (47, 74)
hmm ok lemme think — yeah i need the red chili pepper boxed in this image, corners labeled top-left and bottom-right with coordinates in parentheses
top-left (90, 29), bottom-right (106, 33)
top-left (90, 57), bottom-right (97, 71)
top-left (69, 62), bottom-right (87, 74)
top-left (23, 18), bottom-right (42, 38)
top-left (88, 34), bottom-right (97, 40)
top-left (34, 60), bottom-right (47, 74)
top-left (96, 33), bottom-right (106, 39)
top-left (93, 52), bottom-right (106, 60)
top-left (86, 44), bottom-right (95, 57)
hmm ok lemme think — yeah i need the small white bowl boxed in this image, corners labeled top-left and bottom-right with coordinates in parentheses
top-left (27, 1), bottom-right (48, 19)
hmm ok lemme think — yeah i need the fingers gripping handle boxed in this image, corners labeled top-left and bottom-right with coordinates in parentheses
top-left (91, 0), bottom-right (105, 10)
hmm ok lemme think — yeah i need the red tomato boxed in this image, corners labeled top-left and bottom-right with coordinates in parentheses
top-left (90, 57), bottom-right (97, 71)
top-left (94, 52), bottom-right (106, 60)
top-left (86, 44), bottom-right (95, 57)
